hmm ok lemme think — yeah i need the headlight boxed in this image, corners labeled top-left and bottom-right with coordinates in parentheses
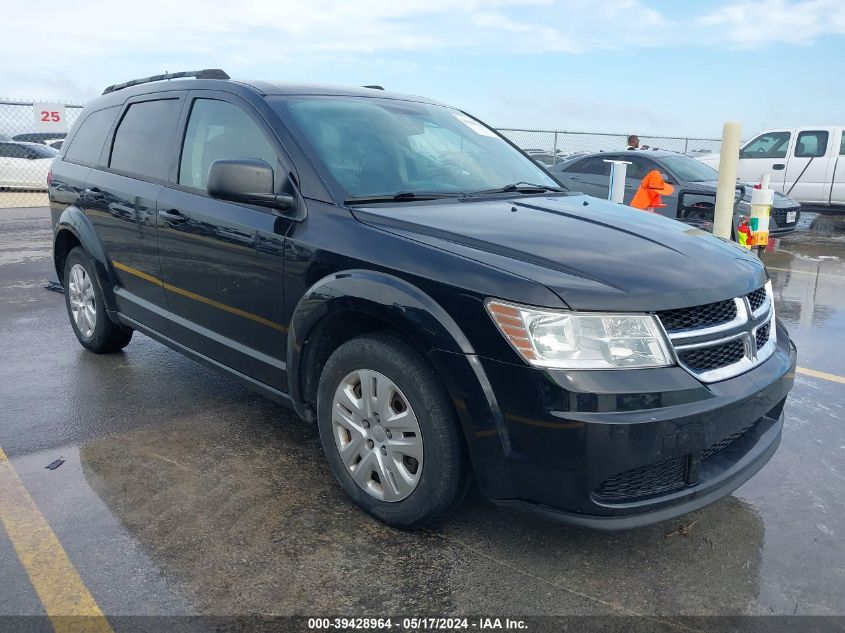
top-left (486, 300), bottom-right (674, 369)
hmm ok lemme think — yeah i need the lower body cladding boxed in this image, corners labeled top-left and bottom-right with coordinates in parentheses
top-left (430, 320), bottom-right (796, 530)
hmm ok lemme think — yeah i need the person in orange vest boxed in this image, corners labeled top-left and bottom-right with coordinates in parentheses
top-left (630, 169), bottom-right (674, 213)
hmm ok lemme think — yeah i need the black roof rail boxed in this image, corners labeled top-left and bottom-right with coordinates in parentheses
top-left (362, 85), bottom-right (384, 90)
top-left (102, 69), bottom-right (230, 95)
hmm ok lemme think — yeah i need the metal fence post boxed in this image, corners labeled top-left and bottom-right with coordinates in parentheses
top-left (552, 132), bottom-right (558, 165)
top-left (684, 138), bottom-right (689, 153)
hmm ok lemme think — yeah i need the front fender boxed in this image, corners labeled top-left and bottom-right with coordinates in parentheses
top-left (288, 269), bottom-right (513, 496)
top-left (287, 269), bottom-right (475, 405)
top-left (54, 206), bottom-right (119, 312)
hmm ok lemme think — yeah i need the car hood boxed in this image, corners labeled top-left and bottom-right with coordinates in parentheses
top-left (351, 194), bottom-right (767, 312)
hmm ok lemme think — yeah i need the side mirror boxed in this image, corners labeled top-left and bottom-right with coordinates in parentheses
top-left (207, 158), bottom-right (295, 211)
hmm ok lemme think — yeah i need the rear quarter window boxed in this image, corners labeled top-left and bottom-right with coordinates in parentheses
top-left (64, 106), bottom-right (119, 165)
top-left (109, 99), bottom-right (181, 180)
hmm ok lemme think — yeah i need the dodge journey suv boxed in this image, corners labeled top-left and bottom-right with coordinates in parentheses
top-left (50, 69), bottom-right (796, 529)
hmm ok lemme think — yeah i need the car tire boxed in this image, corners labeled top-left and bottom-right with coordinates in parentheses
top-left (63, 247), bottom-right (133, 353)
top-left (316, 332), bottom-right (469, 529)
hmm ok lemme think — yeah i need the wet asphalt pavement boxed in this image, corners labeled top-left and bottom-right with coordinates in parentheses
top-left (0, 206), bottom-right (844, 621)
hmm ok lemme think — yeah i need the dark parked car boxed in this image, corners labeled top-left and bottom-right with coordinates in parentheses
top-left (50, 70), bottom-right (796, 530)
top-left (13, 131), bottom-right (67, 148)
top-left (550, 150), bottom-right (801, 235)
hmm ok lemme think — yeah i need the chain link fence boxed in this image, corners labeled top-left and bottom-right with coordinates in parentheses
top-left (1, 99), bottom-right (83, 208)
top-left (496, 128), bottom-right (722, 167)
top-left (0, 96), bottom-right (722, 209)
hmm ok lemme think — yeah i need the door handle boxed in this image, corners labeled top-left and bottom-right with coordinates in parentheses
top-left (84, 187), bottom-right (104, 199)
top-left (158, 209), bottom-right (186, 224)
top-left (772, 163), bottom-right (785, 170)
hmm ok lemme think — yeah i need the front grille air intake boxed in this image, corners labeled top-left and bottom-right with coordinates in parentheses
top-left (593, 456), bottom-right (688, 501)
top-left (755, 322), bottom-right (770, 350)
top-left (746, 287), bottom-right (767, 313)
top-left (657, 299), bottom-right (737, 332)
top-left (677, 339), bottom-right (745, 372)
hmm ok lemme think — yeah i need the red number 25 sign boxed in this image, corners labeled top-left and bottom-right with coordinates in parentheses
top-left (32, 103), bottom-right (68, 133)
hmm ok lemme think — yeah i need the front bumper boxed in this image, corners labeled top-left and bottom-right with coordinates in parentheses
top-left (432, 320), bottom-right (796, 530)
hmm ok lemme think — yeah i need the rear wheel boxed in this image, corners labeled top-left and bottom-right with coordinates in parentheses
top-left (317, 333), bottom-right (468, 529)
top-left (63, 247), bottom-right (133, 353)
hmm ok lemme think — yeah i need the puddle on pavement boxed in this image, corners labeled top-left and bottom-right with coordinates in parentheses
top-left (75, 411), bottom-right (770, 616)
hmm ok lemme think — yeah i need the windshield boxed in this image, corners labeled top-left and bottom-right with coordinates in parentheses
top-left (275, 96), bottom-right (557, 199)
top-left (661, 155), bottom-right (719, 182)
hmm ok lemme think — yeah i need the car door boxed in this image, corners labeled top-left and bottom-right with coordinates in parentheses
top-left (0, 143), bottom-right (23, 187)
top-left (621, 155), bottom-right (679, 217)
top-left (737, 130), bottom-right (791, 191)
top-left (559, 156), bottom-right (612, 198)
top-left (784, 129), bottom-right (833, 204)
top-left (84, 95), bottom-right (183, 335)
top-left (155, 91), bottom-right (291, 390)
top-left (831, 129), bottom-right (845, 205)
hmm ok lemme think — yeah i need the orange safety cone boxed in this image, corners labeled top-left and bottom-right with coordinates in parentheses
top-left (630, 170), bottom-right (674, 213)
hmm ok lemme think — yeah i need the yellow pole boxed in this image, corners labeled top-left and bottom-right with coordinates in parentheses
top-left (713, 122), bottom-right (742, 239)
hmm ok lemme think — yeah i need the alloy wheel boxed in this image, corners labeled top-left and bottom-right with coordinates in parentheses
top-left (68, 263), bottom-right (96, 338)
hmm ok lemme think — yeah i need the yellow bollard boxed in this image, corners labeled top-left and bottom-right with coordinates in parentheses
top-left (713, 122), bottom-right (742, 239)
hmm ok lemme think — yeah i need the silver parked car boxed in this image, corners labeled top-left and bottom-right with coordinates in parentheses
top-left (549, 150), bottom-right (801, 236)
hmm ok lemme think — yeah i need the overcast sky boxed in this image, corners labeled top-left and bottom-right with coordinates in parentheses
top-left (1, 0), bottom-right (843, 137)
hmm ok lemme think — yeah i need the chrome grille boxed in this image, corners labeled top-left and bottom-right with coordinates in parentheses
top-left (662, 282), bottom-right (776, 383)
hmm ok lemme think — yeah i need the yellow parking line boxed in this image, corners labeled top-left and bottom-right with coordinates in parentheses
top-left (0, 448), bottom-right (113, 633)
top-left (767, 266), bottom-right (843, 280)
top-left (797, 366), bottom-right (845, 385)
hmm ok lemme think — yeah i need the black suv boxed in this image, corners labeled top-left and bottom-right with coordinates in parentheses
top-left (50, 70), bottom-right (796, 529)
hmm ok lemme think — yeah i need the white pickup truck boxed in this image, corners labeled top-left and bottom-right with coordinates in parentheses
top-left (697, 126), bottom-right (844, 209)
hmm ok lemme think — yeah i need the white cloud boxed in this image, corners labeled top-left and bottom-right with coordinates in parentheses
top-left (0, 0), bottom-right (669, 78)
top-left (0, 0), bottom-right (842, 133)
top-left (699, 0), bottom-right (845, 46)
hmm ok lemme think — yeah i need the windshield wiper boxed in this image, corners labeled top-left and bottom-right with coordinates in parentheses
top-left (471, 182), bottom-right (567, 195)
top-left (344, 191), bottom-right (467, 205)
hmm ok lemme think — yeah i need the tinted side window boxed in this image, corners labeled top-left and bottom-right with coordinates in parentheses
top-left (110, 99), bottom-right (180, 180)
top-left (63, 107), bottom-right (118, 165)
top-left (0, 144), bottom-right (45, 159)
top-left (0, 143), bottom-right (21, 158)
top-left (794, 131), bottom-right (829, 158)
top-left (740, 132), bottom-right (790, 159)
top-left (578, 157), bottom-right (611, 176)
top-left (625, 156), bottom-right (658, 181)
top-left (179, 99), bottom-right (278, 190)
top-left (841, 133), bottom-right (845, 155)
top-left (27, 144), bottom-right (58, 159)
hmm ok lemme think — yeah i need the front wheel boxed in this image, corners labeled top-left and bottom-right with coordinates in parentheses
top-left (317, 333), bottom-right (468, 529)
top-left (63, 247), bottom-right (133, 353)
